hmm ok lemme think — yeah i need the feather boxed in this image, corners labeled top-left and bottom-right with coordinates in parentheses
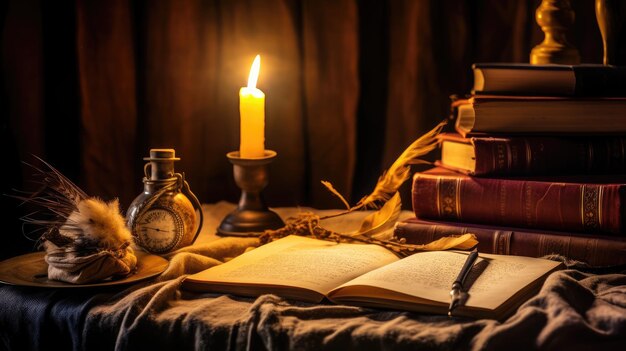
top-left (11, 156), bottom-right (131, 252)
top-left (421, 233), bottom-right (478, 251)
top-left (355, 192), bottom-right (402, 237)
top-left (321, 180), bottom-right (350, 210)
top-left (26, 155), bottom-right (88, 206)
top-left (60, 198), bottom-right (131, 251)
top-left (356, 120), bottom-right (445, 209)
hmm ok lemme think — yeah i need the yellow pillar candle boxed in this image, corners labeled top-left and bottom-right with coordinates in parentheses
top-left (239, 55), bottom-right (265, 158)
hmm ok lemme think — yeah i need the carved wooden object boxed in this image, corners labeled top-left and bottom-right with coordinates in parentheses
top-left (530, 0), bottom-right (580, 65)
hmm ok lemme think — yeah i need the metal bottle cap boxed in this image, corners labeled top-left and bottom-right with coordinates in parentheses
top-left (144, 149), bottom-right (181, 161)
top-left (143, 149), bottom-right (180, 181)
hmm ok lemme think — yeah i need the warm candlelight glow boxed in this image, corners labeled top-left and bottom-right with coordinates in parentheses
top-left (239, 55), bottom-right (265, 158)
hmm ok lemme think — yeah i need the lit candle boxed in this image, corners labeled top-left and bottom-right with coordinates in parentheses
top-left (239, 55), bottom-right (265, 158)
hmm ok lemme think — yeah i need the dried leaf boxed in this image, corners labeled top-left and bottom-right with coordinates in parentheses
top-left (321, 180), bottom-right (350, 210)
top-left (421, 233), bottom-right (478, 251)
top-left (356, 192), bottom-right (401, 237)
top-left (357, 121), bottom-right (446, 209)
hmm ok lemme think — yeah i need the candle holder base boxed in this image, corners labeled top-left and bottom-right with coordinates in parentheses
top-left (217, 208), bottom-right (285, 237)
top-left (217, 150), bottom-right (285, 237)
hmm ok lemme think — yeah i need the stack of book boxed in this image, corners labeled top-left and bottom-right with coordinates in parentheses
top-left (395, 63), bottom-right (626, 267)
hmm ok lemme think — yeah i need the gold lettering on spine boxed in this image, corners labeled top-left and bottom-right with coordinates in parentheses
top-left (523, 183), bottom-right (533, 226)
top-left (500, 183), bottom-right (508, 219)
top-left (581, 185), bottom-right (601, 231)
top-left (493, 231), bottom-right (512, 255)
top-left (539, 235), bottom-right (566, 257)
top-left (580, 186), bottom-right (584, 227)
top-left (524, 140), bottom-right (532, 173)
top-left (506, 142), bottom-right (512, 171)
top-left (437, 177), bottom-right (460, 220)
top-left (436, 178), bottom-right (441, 218)
top-left (456, 178), bottom-right (462, 218)
top-left (598, 187), bottom-right (603, 228)
top-left (495, 143), bottom-right (506, 171)
top-left (493, 231), bottom-right (500, 253)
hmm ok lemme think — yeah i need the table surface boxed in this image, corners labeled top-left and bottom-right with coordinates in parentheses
top-left (1, 202), bottom-right (625, 351)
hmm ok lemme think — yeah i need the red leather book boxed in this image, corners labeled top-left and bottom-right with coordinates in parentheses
top-left (438, 133), bottom-right (626, 176)
top-left (412, 168), bottom-right (626, 235)
top-left (394, 217), bottom-right (626, 266)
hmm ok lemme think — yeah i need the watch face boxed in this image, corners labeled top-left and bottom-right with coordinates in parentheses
top-left (135, 207), bottom-right (184, 253)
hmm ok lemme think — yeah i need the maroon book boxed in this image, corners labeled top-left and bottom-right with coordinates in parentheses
top-left (394, 218), bottom-right (626, 267)
top-left (438, 133), bottom-right (626, 176)
top-left (412, 168), bottom-right (626, 235)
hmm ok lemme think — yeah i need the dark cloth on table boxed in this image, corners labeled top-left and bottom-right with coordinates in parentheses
top-left (1, 267), bottom-right (625, 351)
top-left (2, 202), bottom-right (625, 351)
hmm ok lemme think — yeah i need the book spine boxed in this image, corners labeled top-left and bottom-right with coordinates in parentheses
top-left (394, 220), bottom-right (626, 266)
top-left (411, 173), bottom-right (624, 234)
top-left (471, 137), bottom-right (626, 176)
top-left (574, 66), bottom-right (626, 97)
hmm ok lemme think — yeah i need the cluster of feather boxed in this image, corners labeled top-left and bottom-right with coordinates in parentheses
top-left (44, 198), bottom-right (132, 255)
top-left (15, 157), bottom-right (136, 283)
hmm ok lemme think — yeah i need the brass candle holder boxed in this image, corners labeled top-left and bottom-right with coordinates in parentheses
top-left (217, 150), bottom-right (285, 236)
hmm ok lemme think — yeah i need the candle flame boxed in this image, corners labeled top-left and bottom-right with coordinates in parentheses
top-left (247, 55), bottom-right (261, 89)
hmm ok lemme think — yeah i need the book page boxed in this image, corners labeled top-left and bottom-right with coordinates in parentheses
top-left (330, 251), bottom-right (562, 310)
top-left (185, 235), bottom-right (399, 295)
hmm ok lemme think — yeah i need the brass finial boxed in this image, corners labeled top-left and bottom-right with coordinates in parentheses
top-left (530, 0), bottom-right (580, 65)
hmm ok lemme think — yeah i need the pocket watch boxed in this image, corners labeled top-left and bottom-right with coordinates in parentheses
top-left (126, 149), bottom-right (203, 254)
top-left (135, 205), bottom-right (185, 253)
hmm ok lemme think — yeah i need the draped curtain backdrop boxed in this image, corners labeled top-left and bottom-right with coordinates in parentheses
top-left (1, 0), bottom-right (602, 258)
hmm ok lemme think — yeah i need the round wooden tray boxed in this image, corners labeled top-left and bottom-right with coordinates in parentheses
top-left (0, 250), bottom-right (168, 288)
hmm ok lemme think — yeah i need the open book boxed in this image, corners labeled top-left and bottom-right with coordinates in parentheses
top-left (182, 235), bottom-right (563, 320)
